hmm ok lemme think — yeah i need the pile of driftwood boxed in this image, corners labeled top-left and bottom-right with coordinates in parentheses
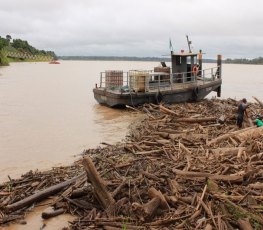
top-left (0, 98), bottom-right (263, 229)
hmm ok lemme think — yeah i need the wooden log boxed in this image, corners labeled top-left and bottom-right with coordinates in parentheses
top-left (143, 197), bottom-right (161, 219)
top-left (207, 133), bottom-right (234, 146)
top-left (134, 149), bottom-right (163, 155)
top-left (252, 96), bottom-right (263, 108)
top-left (173, 169), bottom-right (243, 182)
top-left (196, 184), bottom-right (207, 210)
top-left (204, 224), bottom-right (213, 230)
top-left (42, 208), bottom-right (65, 219)
top-left (63, 195), bottom-right (97, 210)
top-left (132, 187), bottom-right (169, 220)
top-left (207, 126), bottom-right (255, 146)
top-left (6, 172), bottom-right (85, 212)
top-left (82, 157), bottom-right (115, 210)
top-left (236, 126), bottom-right (263, 141)
top-left (213, 194), bottom-right (263, 201)
top-left (237, 147), bottom-right (245, 159)
top-left (169, 133), bottom-right (207, 140)
top-left (237, 218), bottom-right (253, 230)
top-left (179, 143), bottom-right (191, 155)
top-left (165, 195), bottom-right (178, 207)
top-left (178, 196), bottom-right (193, 204)
top-left (175, 209), bottom-right (201, 228)
top-left (155, 139), bottom-right (170, 145)
top-left (167, 179), bottom-right (183, 196)
top-left (148, 187), bottom-right (169, 209)
top-left (175, 117), bottom-right (217, 123)
top-left (249, 152), bottom-right (263, 162)
top-left (149, 214), bottom-right (192, 226)
top-left (140, 171), bottom-right (165, 182)
top-left (248, 182), bottom-right (263, 189)
top-left (0, 214), bottom-right (24, 225)
top-left (96, 221), bottom-right (142, 229)
top-left (126, 105), bottom-right (140, 112)
top-left (142, 107), bottom-right (156, 119)
top-left (211, 147), bottom-right (246, 156)
top-left (159, 104), bottom-right (178, 116)
top-left (218, 197), bottom-right (263, 224)
top-left (53, 174), bottom-right (87, 205)
top-left (70, 187), bottom-right (90, 198)
top-left (112, 179), bottom-right (127, 198)
top-left (153, 132), bottom-right (169, 138)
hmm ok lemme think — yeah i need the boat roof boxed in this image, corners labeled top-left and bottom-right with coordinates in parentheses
top-left (171, 52), bottom-right (198, 57)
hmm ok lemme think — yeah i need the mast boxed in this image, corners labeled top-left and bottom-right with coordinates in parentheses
top-left (186, 35), bottom-right (192, 53)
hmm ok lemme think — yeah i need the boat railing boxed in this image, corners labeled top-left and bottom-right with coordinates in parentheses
top-left (200, 66), bottom-right (221, 82)
top-left (98, 66), bottom-right (220, 93)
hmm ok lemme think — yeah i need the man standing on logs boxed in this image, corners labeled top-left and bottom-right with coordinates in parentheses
top-left (237, 98), bottom-right (249, 128)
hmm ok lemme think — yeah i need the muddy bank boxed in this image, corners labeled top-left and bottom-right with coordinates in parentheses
top-left (1, 98), bottom-right (263, 229)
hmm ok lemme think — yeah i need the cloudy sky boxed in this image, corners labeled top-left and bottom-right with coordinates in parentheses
top-left (0, 0), bottom-right (262, 58)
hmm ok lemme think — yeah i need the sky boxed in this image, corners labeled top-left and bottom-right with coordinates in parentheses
top-left (0, 0), bottom-right (262, 59)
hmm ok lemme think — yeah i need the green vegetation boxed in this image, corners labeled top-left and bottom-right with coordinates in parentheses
top-left (11, 38), bottom-right (56, 57)
top-left (59, 55), bottom-right (171, 62)
top-left (0, 34), bottom-right (56, 66)
top-left (0, 51), bottom-right (9, 66)
top-left (225, 57), bottom-right (263, 65)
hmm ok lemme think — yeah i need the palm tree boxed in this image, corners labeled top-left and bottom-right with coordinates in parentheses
top-left (6, 35), bottom-right (12, 45)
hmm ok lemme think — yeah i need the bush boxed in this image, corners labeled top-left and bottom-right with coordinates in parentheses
top-left (0, 51), bottom-right (9, 66)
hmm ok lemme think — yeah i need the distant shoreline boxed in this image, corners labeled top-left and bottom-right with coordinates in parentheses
top-left (58, 56), bottom-right (217, 63)
top-left (58, 56), bottom-right (263, 65)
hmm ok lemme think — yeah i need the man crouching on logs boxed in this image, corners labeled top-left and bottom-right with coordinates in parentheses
top-left (237, 98), bottom-right (249, 129)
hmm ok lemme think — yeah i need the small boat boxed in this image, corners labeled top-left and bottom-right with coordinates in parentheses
top-left (93, 47), bottom-right (222, 107)
top-left (49, 60), bottom-right (60, 64)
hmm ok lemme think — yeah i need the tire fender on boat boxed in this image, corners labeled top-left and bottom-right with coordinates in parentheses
top-left (155, 92), bottom-right (163, 104)
top-left (192, 87), bottom-right (199, 101)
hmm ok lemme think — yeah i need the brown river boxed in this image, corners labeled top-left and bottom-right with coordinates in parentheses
top-left (0, 61), bottom-right (262, 229)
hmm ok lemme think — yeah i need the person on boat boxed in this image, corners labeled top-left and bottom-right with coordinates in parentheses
top-left (236, 98), bottom-right (249, 128)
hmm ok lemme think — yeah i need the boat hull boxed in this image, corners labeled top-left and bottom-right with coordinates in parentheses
top-left (93, 79), bottom-right (222, 107)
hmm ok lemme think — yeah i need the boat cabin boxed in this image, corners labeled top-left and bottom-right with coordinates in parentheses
top-left (171, 51), bottom-right (201, 83)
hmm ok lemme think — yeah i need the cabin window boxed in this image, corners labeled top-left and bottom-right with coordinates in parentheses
top-left (194, 56), bottom-right (197, 64)
top-left (175, 56), bottom-right (181, 65)
top-left (187, 56), bottom-right (191, 64)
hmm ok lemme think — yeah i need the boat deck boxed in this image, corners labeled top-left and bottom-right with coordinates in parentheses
top-left (98, 78), bottom-right (221, 95)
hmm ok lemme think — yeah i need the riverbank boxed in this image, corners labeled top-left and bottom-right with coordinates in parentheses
top-left (0, 55), bottom-right (53, 66)
top-left (1, 98), bottom-right (262, 229)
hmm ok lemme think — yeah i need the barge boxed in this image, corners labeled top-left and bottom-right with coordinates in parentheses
top-left (93, 50), bottom-right (222, 107)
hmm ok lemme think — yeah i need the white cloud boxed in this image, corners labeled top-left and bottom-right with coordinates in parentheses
top-left (0, 0), bottom-right (262, 58)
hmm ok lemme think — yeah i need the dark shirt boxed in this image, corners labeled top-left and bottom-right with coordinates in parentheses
top-left (237, 103), bottom-right (247, 117)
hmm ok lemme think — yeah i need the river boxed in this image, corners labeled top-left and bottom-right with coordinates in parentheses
top-left (0, 61), bottom-right (262, 184)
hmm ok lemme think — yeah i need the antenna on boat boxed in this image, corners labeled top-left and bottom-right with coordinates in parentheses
top-left (186, 35), bottom-right (192, 53)
top-left (169, 38), bottom-right (173, 52)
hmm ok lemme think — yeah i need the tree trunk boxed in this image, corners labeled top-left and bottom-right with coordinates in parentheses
top-left (6, 172), bottom-right (85, 212)
top-left (173, 169), bottom-right (243, 182)
top-left (252, 96), bottom-right (263, 108)
top-left (237, 218), bottom-right (253, 230)
top-left (207, 126), bottom-right (255, 146)
top-left (82, 156), bottom-right (115, 211)
top-left (236, 126), bottom-right (263, 141)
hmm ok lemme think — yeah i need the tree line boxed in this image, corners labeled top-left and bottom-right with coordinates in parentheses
top-left (224, 57), bottom-right (263, 65)
top-left (0, 35), bottom-right (56, 65)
